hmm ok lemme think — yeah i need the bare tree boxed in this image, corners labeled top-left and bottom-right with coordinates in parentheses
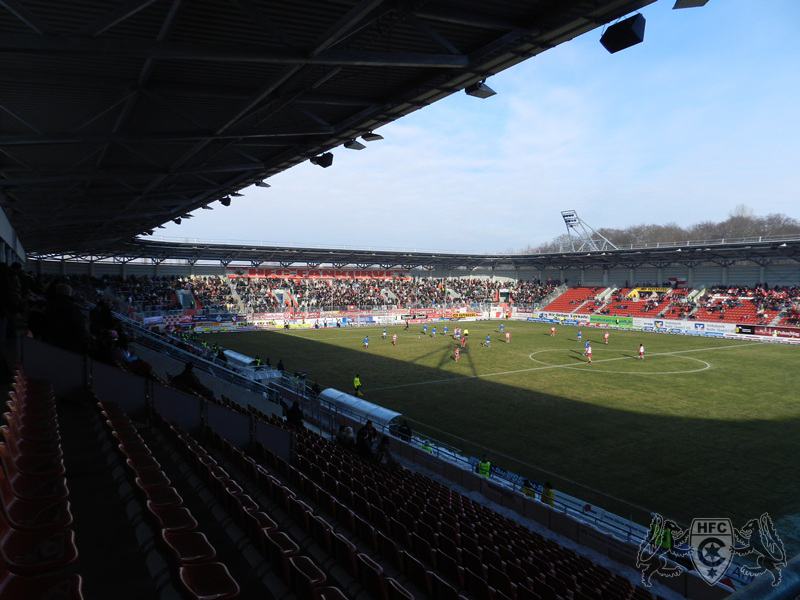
top-left (522, 209), bottom-right (800, 252)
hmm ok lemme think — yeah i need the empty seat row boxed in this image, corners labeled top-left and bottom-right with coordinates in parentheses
top-left (98, 400), bottom-right (240, 600)
top-left (1, 368), bottom-right (83, 598)
top-left (288, 422), bottom-right (656, 600)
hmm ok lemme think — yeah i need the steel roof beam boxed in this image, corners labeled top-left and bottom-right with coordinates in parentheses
top-left (414, 6), bottom-right (519, 30)
top-left (0, 163), bottom-right (265, 187)
top-left (79, 0), bottom-right (162, 37)
top-left (0, 130), bottom-right (333, 146)
top-left (0, 0), bottom-right (50, 34)
top-left (0, 35), bottom-right (468, 67)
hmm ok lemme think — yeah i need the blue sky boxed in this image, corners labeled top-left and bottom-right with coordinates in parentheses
top-left (159, 0), bottom-right (800, 254)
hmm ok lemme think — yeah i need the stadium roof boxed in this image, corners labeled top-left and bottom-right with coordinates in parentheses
top-left (0, 0), bottom-right (657, 256)
top-left (35, 236), bottom-right (800, 271)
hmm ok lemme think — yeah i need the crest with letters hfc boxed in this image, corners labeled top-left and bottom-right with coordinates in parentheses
top-left (690, 518), bottom-right (734, 585)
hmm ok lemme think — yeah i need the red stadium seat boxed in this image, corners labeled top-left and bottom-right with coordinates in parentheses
top-left (178, 562), bottom-right (240, 599)
top-left (0, 561), bottom-right (83, 599)
top-left (162, 530), bottom-right (217, 565)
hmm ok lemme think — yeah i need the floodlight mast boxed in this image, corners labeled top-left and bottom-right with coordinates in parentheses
top-left (560, 210), bottom-right (618, 252)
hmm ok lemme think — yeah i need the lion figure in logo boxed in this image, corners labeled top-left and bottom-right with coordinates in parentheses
top-left (732, 513), bottom-right (787, 587)
top-left (636, 514), bottom-right (691, 588)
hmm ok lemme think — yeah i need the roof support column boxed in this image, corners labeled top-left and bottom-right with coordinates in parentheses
top-left (602, 267), bottom-right (608, 287)
top-left (721, 264), bottom-right (727, 286)
top-left (759, 264), bottom-right (765, 284)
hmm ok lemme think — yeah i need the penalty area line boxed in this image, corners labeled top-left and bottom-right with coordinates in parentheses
top-left (368, 342), bottom-right (759, 393)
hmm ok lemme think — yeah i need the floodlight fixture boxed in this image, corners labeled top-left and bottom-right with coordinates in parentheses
top-left (560, 210), bottom-right (618, 252)
top-left (465, 80), bottom-right (496, 99)
top-left (561, 210), bottom-right (579, 228)
top-left (310, 152), bottom-right (333, 168)
top-left (220, 196), bottom-right (231, 207)
top-left (255, 181), bottom-right (271, 188)
top-left (673, 0), bottom-right (709, 8)
top-left (361, 131), bottom-right (384, 142)
top-left (173, 217), bottom-right (181, 225)
top-left (344, 139), bottom-right (366, 150)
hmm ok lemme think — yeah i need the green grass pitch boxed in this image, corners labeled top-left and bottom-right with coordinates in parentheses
top-left (206, 321), bottom-right (800, 550)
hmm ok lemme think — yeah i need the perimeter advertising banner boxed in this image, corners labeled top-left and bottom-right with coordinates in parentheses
top-left (227, 267), bottom-right (408, 279)
top-left (539, 312), bottom-right (590, 322)
top-left (634, 318), bottom-right (735, 336)
top-left (735, 324), bottom-right (800, 339)
top-left (589, 315), bottom-right (633, 329)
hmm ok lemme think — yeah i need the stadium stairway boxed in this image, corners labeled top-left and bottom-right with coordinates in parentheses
top-left (227, 280), bottom-right (246, 314)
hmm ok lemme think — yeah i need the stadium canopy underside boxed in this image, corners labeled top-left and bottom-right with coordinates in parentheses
top-left (0, 0), bottom-right (660, 257)
top-left (30, 237), bottom-right (800, 272)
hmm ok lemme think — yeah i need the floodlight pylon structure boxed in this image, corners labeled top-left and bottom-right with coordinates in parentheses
top-left (560, 210), bottom-right (618, 252)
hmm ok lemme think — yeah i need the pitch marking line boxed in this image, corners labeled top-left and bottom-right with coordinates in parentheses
top-left (528, 349), bottom-right (710, 375)
top-left (369, 343), bottom-right (759, 392)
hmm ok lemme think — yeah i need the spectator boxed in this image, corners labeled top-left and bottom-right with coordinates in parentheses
top-left (396, 420), bottom-right (412, 442)
top-left (355, 427), bottom-right (374, 459)
top-left (42, 282), bottom-right (91, 354)
top-left (476, 454), bottom-right (491, 479)
top-left (171, 362), bottom-right (215, 401)
top-left (542, 482), bottom-right (555, 507)
top-left (520, 479), bottom-right (537, 500)
top-left (374, 435), bottom-right (397, 469)
top-left (286, 401), bottom-right (303, 429)
top-left (335, 425), bottom-right (355, 449)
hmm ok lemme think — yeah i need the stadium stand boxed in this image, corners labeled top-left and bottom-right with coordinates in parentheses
top-left (9, 272), bottom-right (689, 599)
top-left (6, 272), bottom-right (799, 598)
top-left (541, 287), bottom-right (605, 314)
top-left (599, 290), bottom-right (673, 318)
top-left (690, 286), bottom-right (788, 325)
top-left (60, 274), bottom-right (559, 315)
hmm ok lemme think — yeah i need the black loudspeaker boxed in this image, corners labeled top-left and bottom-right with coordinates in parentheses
top-left (600, 13), bottom-right (645, 54)
top-left (316, 152), bottom-right (333, 168)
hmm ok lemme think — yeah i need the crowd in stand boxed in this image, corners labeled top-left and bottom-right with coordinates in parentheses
top-left (665, 295), bottom-right (697, 319)
top-left (189, 276), bottom-right (236, 312)
top-left (10, 273), bottom-right (800, 333)
top-left (705, 284), bottom-right (800, 321)
top-left (506, 280), bottom-right (558, 305)
top-left (232, 277), bottom-right (284, 312)
top-left (229, 276), bottom-right (557, 312)
top-left (114, 275), bottom-right (184, 312)
top-left (293, 278), bottom-right (387, 308)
